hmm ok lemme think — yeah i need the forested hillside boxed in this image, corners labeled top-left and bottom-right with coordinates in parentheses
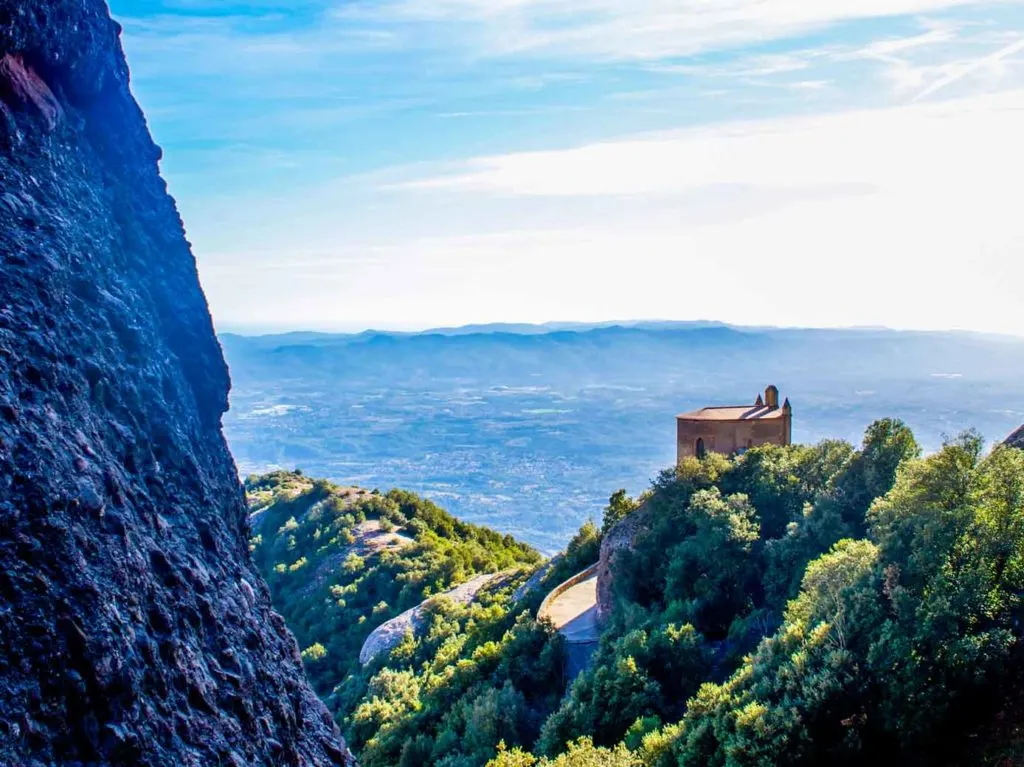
top-left (522, 423), bottom-right (1024, 765)
top-left (253, 424), bottom-right (1024, 767)
top-left (248, 472), bottom-right (601, 766)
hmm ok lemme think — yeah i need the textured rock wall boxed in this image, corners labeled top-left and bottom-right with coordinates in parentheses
top-left (0, 2), bottom-right (353, 765)
top-left (595, 505), bottom-right (651, 623)
top-left (1007, 425), bottom-right (1024, 450)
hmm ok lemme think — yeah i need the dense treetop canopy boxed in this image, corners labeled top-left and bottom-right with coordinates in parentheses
top-left (251, 422), bottom-right (1024, 767)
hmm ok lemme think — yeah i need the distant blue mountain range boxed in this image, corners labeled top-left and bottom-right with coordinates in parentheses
top-left (220, 323), bottom-right (1024, 553)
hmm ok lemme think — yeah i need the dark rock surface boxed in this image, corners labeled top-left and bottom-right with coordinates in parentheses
top-left (1007, 425), bottom-right (1024, 450)
top-left (0, 2), bottom-right (354, 765)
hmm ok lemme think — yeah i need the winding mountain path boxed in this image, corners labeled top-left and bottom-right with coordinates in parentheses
top-left (541, 575), bottom-right (600, 641)
top-left (537, 565), bottom-right (601, 680)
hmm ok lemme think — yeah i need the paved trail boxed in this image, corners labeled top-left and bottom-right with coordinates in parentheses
top-left (541, 574), bottom-right (600, 643)
top-left (538, 572), bottom-right (601, 681)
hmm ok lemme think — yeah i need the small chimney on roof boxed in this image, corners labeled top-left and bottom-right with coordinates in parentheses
top-left (765, 385), bottom-right (780, 409)
top-left (755, 393), bottom-right (764, 407)
top-left (782, 397), bottom-right (791, 413)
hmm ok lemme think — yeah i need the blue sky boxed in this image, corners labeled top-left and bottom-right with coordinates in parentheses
top-left (108, 0), bottom-right (1024, 335)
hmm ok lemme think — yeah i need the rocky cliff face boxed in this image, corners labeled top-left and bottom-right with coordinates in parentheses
top-left (0, 2), bottom-right (353, 765)
top-left (595, 505), bottom-right (651, 623)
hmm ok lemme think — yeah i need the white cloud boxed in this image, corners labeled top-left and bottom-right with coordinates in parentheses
top-left (855, 27), bottom-right (959, 59)
top-left (789, 79), bottom-right (831, 90)
top-left (116, 0), bottom-right (1024, 335)
top-left (198, 88), bottom-right (1024, 335)
top-left (393, 90), bottom-right (1024, 197)
top-left (645, 52), bottom-right (821, 79)
top-left (913, 34), bottom-right (1024, 98)
top-left (343, 0), bottom-right (1015, 61)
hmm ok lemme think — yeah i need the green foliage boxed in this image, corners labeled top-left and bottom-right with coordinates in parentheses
top-left (254, 422), bottom-right (1024, 767)
top-left (538, 520), bottom-right (606, 591)
top-left (564, 521), bottom-right (601, 573)
top-left (840, 417), bottom-right (921, 534)
top-left (535, 420), bottom-right (932, 760)
top-left (662, 489), bottom-right (759, 637)
top-left (246, 471), bottom-right (540, 713)
top-left (658, 435), bottom-right (1024, 767)
top-left (538, 623), bottom-right (710, 754)
top-left (248, 470), bottom-right (574, 767)
top-left (720, 443), bottom-right (821, 538)
top-left (301, 642), bottom-right (328, 663)
top-left (488, 738), bottom-right (640, 767)
top-left (604, 489), bottom-right (640, 534)
top-left (347, 595), bottom-right (570, 767)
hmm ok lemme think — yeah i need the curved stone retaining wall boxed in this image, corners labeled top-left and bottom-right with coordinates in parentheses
top-left (597, 505), bottom-right (651, 622)
top-left (537, 562), bottom-right (600, 624)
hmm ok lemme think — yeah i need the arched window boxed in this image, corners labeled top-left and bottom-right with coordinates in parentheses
top-left (747, 439), bottom-right (753, 449)
top-left (696, 438), bottom-right (706, 459)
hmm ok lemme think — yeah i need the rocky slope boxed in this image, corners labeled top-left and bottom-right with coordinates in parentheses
top-left (1008, 425), bottom-right (1024, 450)
top-left (358, 570), bottom-right (516, 665)
top-left (0, 2), bottom-right (353, 765)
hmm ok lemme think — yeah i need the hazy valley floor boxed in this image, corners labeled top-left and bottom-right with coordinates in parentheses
top-left (221, 325), bottom-right (1024, 552)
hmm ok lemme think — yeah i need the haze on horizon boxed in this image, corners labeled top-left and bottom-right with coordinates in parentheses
top-left (109, 0), bottom-right (1024, 336)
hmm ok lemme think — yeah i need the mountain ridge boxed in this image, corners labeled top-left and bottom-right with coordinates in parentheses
top-left (220, 320), bottom-right (1024, 345)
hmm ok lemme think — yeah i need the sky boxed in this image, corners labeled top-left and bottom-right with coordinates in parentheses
top-left (107, 0), bottom-right (1024, 335)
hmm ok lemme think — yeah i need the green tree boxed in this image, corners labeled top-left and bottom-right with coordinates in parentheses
top-left (564, 520), bottom-right (602, 573)
top-left (301, 642), bottom-right (328, 663)
top-left (835, 417), bottom-right (920, 534)
top-left (488, 738), bottom-right (639, 767)
top-left (721, 444), bottom-right (812, 538)
top-left (604, 489), bottom-right (640, 534)
top-left (662, 489), bottom-right (760, 637)
top-left (671, 539), bottom-right (883, 767)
